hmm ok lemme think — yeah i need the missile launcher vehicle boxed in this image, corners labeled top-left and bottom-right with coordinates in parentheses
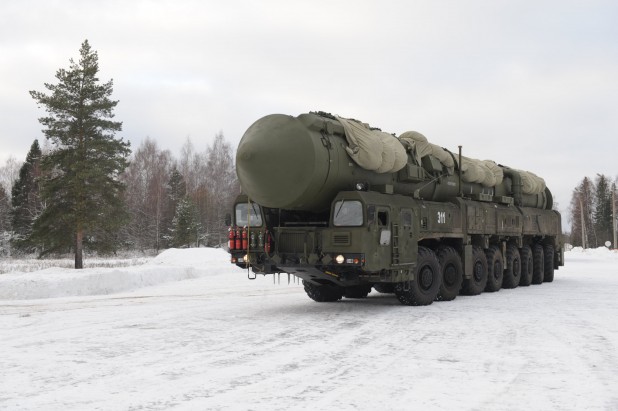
top-left (227, 111), bottom-right (563, 305)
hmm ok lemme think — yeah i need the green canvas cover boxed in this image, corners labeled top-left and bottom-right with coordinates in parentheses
top-left (337, 116), bottom-right (407, 174)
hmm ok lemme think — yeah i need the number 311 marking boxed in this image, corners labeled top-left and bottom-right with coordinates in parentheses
top-left (437, 211), bottom-right (446, 224)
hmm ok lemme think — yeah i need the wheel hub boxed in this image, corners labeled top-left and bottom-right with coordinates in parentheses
top-left (444, 265), bottom-right (456, 286)
top-left (474, 261), bottom-right (484, 282)
top-left (419, 267), bottom-right (434, 290)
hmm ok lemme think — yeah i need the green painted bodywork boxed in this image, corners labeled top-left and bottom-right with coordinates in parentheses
top-left (230, 112), bottom-right (563, 288)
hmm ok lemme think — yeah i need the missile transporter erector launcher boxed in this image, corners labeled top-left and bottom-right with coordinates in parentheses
top-left (228, 111), bottom-right (564, 305)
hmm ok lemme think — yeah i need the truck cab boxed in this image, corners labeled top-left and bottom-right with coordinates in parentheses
top-left (229, 190), bottom-right (420, 287)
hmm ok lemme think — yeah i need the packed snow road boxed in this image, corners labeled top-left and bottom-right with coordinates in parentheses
top-left (1, 248), bottom-right (617, 410)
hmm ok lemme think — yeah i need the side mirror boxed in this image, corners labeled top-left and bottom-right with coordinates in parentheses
top-left (225, 213), bottom-right (232, 227)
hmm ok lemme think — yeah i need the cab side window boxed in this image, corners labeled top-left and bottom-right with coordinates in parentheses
top-left (377, 210), bottom-right (389, 226)
top-left (367, 205), bottom-right (376, 225)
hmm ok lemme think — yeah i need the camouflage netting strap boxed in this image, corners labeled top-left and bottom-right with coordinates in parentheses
top-left (336, 116), bottom-right (407, 173)
top-left (400, 131), bottom-right (505, 188)
top-left (400, 131), bottom-right (454, 174)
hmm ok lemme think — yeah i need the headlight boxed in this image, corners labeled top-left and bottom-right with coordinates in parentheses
top-left (335, 254), bottom-right (345, 264)
top-left (355, 182), bottom-right (368, 191)
top-left (243, 254), bottom-right (249, 263)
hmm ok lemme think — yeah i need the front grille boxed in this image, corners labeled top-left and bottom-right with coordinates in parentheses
top-left (332, 232), bottom-right (351, 246)
top-left (278, 232), bottom-right (307, 253)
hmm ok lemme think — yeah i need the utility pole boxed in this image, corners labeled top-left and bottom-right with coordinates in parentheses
top-left (612, 183), bottom-right (618, 249)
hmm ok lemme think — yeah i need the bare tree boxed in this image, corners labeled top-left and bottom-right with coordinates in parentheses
top-left (569, 177), bottom-right (596, 248)
top-left (0, 156), bottom-right (22, 196)
top-left (204, 132), bottom-right (238, 246)
top-left (179, 137), bottom-right (207, 197)
top-left (122, 138), bottom-right (173, 251)
top-left (593, 174), bottom-right (613, 246)
top-left (119, 133), bottom-right (238, 250)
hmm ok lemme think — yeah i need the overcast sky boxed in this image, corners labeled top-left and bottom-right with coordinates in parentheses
top-left (1, 0), bottom-right (617, 226)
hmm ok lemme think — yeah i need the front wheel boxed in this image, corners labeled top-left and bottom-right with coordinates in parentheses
top-left (395, 247), bottom-right (441, 306)
top-left (302, 281), bottom-right (343, 302)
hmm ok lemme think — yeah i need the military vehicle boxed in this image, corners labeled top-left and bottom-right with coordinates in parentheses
top-left (227, 111), bottom-right (563, 305)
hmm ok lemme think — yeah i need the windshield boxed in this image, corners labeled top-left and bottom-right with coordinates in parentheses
top-left (333, 200), bottom-right (363, 227)
top-left (235, 203), bottom-right (263, 227)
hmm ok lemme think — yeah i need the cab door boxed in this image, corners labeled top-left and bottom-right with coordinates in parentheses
top-left (368, 205), bottom-right (392, 269)
top-left (396, 207), bottom-right (416, 265)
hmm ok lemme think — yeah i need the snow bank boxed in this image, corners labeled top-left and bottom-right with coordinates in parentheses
top-left (1, 246), bottom-right (615, 301)
top-left (569, 246), bottom-right (618, 257)
top-left (0, 248), bottom-right (231, 300)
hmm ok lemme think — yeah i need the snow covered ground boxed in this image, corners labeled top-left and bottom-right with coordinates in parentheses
top-left (1, 247), bottom-right (617, 410)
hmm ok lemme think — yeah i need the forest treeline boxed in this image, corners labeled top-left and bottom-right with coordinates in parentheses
top-left (569, 174), bottom-right (617, 249)
top-left (0, 134), bottom-right (238, 257)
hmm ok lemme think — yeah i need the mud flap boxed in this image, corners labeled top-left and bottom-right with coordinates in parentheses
top-left (463, 244), bottom-right (473, 279)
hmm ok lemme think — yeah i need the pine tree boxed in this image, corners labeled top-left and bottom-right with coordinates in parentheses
top-left (0, 185), bottom-right (10, 257)
top-left (161, 167), bottom-right (186, 248)
top-left (167, 166), bottom-right (186, 217)
top-left (0, 186), bottom-right (10, 231)
top-left (10, 140), bottom-right (42, 252)
top-left (170, 197), bottom-right (199, 248)
top-left (29, 40), bottom-right (130, 268)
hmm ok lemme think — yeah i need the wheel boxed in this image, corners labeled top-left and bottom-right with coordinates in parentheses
top-left (531, 243), bottom-right (545, 284)
top-left (302, 280), bottom-right (343, 302)
top-left (519, 245), bottom-right (533, 286)
top-left (394, 247), bottom-right (441, 306)
top-left (344, 285), bottom-right (372, 299)
top-left (543, 244), bottom-right (555, 283)
top-left (373, 283), bottom-right (395, 294)
top-left (502, 244), bottom-right (521, 289)
top-left (484, 246), bottom-right (503, 292)
top-left (436, 246), bottom-right (463, 301)
top-left (461, 246), bottom-right (488, 295)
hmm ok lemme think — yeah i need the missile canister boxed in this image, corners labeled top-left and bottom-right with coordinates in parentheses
top-left (236, 112), bottom-right (553, 211)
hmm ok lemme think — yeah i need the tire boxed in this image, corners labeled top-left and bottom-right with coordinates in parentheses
top-left (302, 280), bottom-right (343, 302)
top-left (543, 244), bottom-right (555, 283)
top-left (373, 283), bottom-right (395, 294)
top-left (503, 244), bottom-right (521, 289)
top-left (484, 246), bottom-right (503, 292)
top-left (519, 245), bottom-right (533, 286)
top-left (461, 246), bottom-right (488, 295)
top-left (394, 247), bottom-right (441, 306)
top-left (531, 243), bottom-right (544, 284)
top-left (436, 246), bottom-right (463, 301)
top-left (344, 285), bottom-right (372, 299)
